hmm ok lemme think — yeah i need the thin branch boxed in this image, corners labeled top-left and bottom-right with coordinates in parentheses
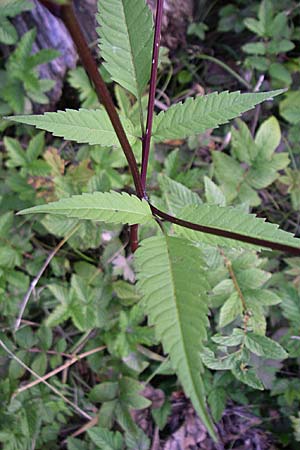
top-left (0, 339), bottom-right (92, 420)
top-left (14, 224), bottom-right (80, 332)
top-left (220, 249), bottom-right (247, 311)
top-left (58, 2), bottom-right (144, 199)
top-left (130, 224), bottom-right (139, 253)
top-left (141, 0), bottom-right (164, 192)
top-left (150, 204), bottom-right (300, 256)
top-left (16, 345), bottom-right (105, 394)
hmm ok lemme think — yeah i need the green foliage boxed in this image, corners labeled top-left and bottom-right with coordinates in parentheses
top-left (175, 203), bottom-right (300, 250)
top-left (68, 67), bottom-right (99, 109)
top-left (2, 0), bottom-right (300, 447)
top-left (136, 235), bottom-right (216, 438)
top-left (19, 191), bottom-right (153, 225)
top-left (152, 90), bottom-right (283, 141)
top-left (213, 116), bottom-right (289, 206)
top-left (8, 108), bottom-right (136, 146)
top-left (242, 0), bottom-right (297, 86)
top-left (0, 29), bottom-right (59, 116)
top-left (87, 426), bottom-right (123, 450)
top-left (97, 0), bottom-right (153, 103)
top-left (0, 0), bottom-right (33, 45)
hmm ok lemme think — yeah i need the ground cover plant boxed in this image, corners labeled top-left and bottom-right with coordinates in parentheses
top-left (1, 0), bottom-right (300, 448)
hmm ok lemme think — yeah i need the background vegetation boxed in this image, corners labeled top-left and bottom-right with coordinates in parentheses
top-left (1, 0), bottom-right (300, 448)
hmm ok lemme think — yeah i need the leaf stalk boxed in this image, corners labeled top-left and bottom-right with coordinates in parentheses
top-left (141, 0), bottom-right (164, 193)
top-left (150, 204), bottom-right (300, 256)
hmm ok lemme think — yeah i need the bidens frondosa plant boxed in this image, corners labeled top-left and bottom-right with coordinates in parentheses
top-left (6, 0), bottom-right (300, 441)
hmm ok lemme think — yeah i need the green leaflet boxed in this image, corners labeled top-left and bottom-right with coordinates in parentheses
top-left (87, 426), bottom-right (123, 450)
top-left (135, 235), bottom-right (217, 440)
top-left (152, 90), bottom-right (284, 142)
top-left (0, 17), bottom-right (18, 45)
top-left (0, 0), bottom-right (33, 18)
top-left (158, 174), bottom-right (202, 215)
top-left (18, 191), bottom-right (153, 226)
top-left (174, 204), bottom-right (300, 251)
top-left (6, 108), bottom-right (136, 147)
top-left (97, 0), bottom-right (153, 100)
top-left (245, 333), bottom-right (288, 360)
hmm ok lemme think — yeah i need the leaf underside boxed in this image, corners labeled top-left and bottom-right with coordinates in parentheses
top-left (175, 204), bottom-right (300, 251)
top-left (6, 108), bottom-right (136, 147)
top-left (97, 0), bottom-right (153, 100)
top-left (135, 235), bottom-right (217, 439)
top-left (18, 191), bottom-right (153, 226)
top-left (152, 90), bottom-right (284, 142)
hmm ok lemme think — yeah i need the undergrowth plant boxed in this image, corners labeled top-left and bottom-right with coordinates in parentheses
top-left (4, 0), bottom-right (300, 443)
top-left (0, 0), bottom-right (33, 45)
top-left (0, 28), bottom-right (59, 119)
top-left (242, 0), bottom-right (299, 87)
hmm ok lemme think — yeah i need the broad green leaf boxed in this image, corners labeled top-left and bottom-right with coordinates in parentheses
top-left (6, 108), bottom-right (136, 146)
top-left (280, 91), bottom-right (300, 124)
top-left (89, 382), bottom-right (119, 403)
top-left (204, 176), bottom-right (226, 206)
top-left (18, 191), bottom-right (153, 226)
top-left (31, 352), bottom-right (47, 376)
top-left (245, 333), bottom-right (288, 360)
top-left (232, 363), bottom-right (264, 390)
top-left (87, 426), bottom-right (123, 450)
top-left (152, 90), bottom-right (284, 142)
top-left (280, 287), bottom-right (300, 328)
top-left (212, 329), bottom-right (244, 346)
top-left (26, 132), bottom-right (45, 162)
top-left (4, 137), bottom-right (27, 167)
top-left (69, 275), bottom-right (102, 331)
top-left (231, 119), bottom-right (258, 164)
top-left (68, 67), bottom-right (98, 109)
top-left (208, 388), bottom-right (226, 422)
top-left (255, 116), bottom-right (281, 159)
top-left (0, 0), bottom-right (33, 17)
top-left (158, 174), bottom-right (202, 214)
top-left (152, 401), bottom-right (171, 430)
top-left (242, 42), bottom-right (266, 55)
top-left (67, 438), bottom-right (89, 450)
top-left (97, 0), bottom-right (153, 99)
top-left (0, 17), bottom-right (17, 44)
top-left (201, 348), bottom-right (236, 370)
top-left (248, 304), bottom-right (266, 335)
top-left (244, 18), bottom-right (264, 36)
top-left (219, 292), bottom-right (243, 328)
top-left (119, 377), bottom-right (151, 409)
top-left (0, 212), bottom-right (14, 235)
top-left (174, 203), bottom-right (300, 251)
top-left (269, 62), bottom-right (292, 85)
top-left (136, 235), bottom-right (216, 439)
top-left (258, 0), bottom-right (273, 36)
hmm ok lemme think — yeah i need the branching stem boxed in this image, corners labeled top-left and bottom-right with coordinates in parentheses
top-left (38, 0), bottom-right (300, 257)
top-left (150, 204), bottom-right (300, 256)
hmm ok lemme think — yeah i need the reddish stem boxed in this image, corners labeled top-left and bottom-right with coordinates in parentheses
top-left (130, 225), bottom-right (139, 253)
top-left (150, 205), bottom-right (300, 256)
top-left (141, 0), bottom-right (164, 193)
top-left (38, 0), bottom-right (300, 257)
top-left (59, 3), bottom-right (144, 200)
